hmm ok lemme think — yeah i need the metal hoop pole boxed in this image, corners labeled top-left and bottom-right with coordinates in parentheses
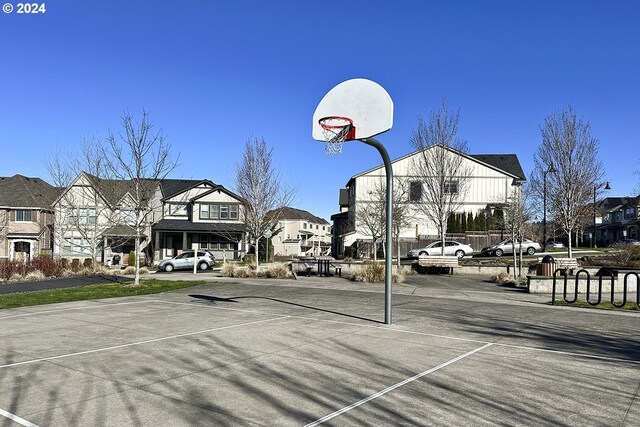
top-left (361, 137), bottom-right (393, 325)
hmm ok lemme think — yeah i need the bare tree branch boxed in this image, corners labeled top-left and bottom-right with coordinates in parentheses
top-left (534, 105), bottom-right (605, 257)
top-left (234, 137), bottom-right (296, 268)
top-left (409, 99), bottom-right (472, 254)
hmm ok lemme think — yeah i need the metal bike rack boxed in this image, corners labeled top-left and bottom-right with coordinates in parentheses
top-left (551, 268), bottom-right (640, 308)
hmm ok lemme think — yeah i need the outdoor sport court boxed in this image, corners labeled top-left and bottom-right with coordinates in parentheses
top-left (1, 274), bottom-right (639, 426)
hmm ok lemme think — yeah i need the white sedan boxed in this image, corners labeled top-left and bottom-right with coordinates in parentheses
top-left (408, 241), bottom-right (474, 259)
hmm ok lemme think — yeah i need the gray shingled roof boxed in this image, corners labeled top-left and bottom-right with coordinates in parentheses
top-left (469, 154), bottom-right (526, 181)
top-left (160, 179), bottom-right (210, 199)
top-left (271, 206), bottom-right (330, 225)
top-left (0, 174), bottom-right (60, 208)
top-left (82, 173), bottom-right (159, 207)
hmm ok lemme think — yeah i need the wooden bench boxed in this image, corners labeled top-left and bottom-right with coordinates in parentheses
top-left (414, 255), bottom-right (459, 274)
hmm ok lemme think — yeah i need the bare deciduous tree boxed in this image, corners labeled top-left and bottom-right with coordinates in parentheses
top-left (355, 183), bottom-right (385, 262)
top-left (409, 99), bottom-right (472, 254)
top-left (356, 177), bottom-right (412, 265)
top-left (534, 105), bottom-right (605, 258)
top-left (47, 140), bottom-right (120, 271)
top-left (502, 184), bottom-right (532, 278)
top-left (0, 210), bottom-right (8, 249)
top-left (235, 137), bottom-right (295, 269)
top-left (104, 111), bottom-right (178, 285)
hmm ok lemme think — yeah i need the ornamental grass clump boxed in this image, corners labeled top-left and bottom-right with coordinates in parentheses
top-left (351, 262), bottom-right (405, 284)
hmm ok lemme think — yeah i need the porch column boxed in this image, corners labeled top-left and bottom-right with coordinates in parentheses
top-left (182, 231), bottom-right (188, 250)
top-left (103, 236), bottom-right (108, 263)
top-left (155, 230), bottom-right (161, 262)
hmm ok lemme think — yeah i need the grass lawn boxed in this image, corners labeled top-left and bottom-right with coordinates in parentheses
top-left (552, 299), bottom-right (640, 311)
top-left (0, 279), bottom-right (212, 310)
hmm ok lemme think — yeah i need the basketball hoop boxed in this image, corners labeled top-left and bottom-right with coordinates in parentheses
top-left (319, 116), bottom-right (355, 155)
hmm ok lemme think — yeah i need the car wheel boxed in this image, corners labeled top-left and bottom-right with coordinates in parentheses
top-left (455, 250), bottom-right (465, 258)
top-left (198, 261), bottom-right (209, 271)
top-left (527, 247), bottom-right (536, 255)
top-left (419, 251), bottom-right (427, 257)
top-left (495, 249), bottom-right (503, 257)
top-left (164, 264), bottom-right (174, 272)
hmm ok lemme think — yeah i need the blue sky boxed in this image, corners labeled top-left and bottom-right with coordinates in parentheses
top-left (1, 0), bottom-right (639, 221)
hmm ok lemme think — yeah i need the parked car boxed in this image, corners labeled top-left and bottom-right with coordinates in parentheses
top-left (480, 239), bottom-right (541, 257)
top-left (407, 241), bottom-right (474, 259)
top-left (545, 241), bottom-right (564, 249)
top-left (158, 251), bottom-right (216, 272)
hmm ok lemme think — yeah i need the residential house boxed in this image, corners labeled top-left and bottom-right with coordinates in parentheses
top-left (52, 172), bottom-right (152, 265)
top-left (333, 146), bottom-right (526, 256)
top-left (593, 196), bottom-right (640, 245)
top-left (270, 207), bottom-right (331, 257)
top-left (151, 179), bottom-right (247, 261)
top-left (0, 175), bottom-right (59, 261)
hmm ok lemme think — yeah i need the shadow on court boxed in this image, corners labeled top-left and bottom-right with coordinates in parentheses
top-left (189, 293), bottom-right (381, 324)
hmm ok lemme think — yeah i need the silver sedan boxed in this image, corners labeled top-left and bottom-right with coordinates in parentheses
top-left (408, 241), bottom-right (474, 259)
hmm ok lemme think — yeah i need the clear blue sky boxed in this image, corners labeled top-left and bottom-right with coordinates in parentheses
top-left (2, 0), bottom-right (639, 221)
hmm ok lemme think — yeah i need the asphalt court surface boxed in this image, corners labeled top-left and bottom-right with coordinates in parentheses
top-left (1, 274), bottom-right (639, 426)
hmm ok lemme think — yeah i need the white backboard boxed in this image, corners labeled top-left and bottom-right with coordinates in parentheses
top-left (312, 78), bottom-right (393, 141)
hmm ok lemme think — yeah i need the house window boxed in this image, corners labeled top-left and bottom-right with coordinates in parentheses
top-left (122, 209), bottom-right (135, 224)
top-left (220, 205), bottom-right (229, 219)
top-left (303, 223), bottom-right (307, 229)
top-left (69, 208), bottom-right (96, 225)
top-left (444, 179), bottom-right (459, 195)
top-left (625, 208), bottom-right (635, 219)
top-left (199, 234), bottom-right (237, 250)
top-left (168, 204), bottom-right (187, 216)
top-left (15, 210), bottom-right (32, 222)
top-left (409, 181), bottom-right (422, 202)
top-left (199, 203), bottom-right (239, 220)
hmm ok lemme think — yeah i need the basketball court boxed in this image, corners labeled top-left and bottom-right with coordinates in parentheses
top-left (1, 275), bottom-right (638, 426)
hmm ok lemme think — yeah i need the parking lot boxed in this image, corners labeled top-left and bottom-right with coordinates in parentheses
top-left (1, 273), bottom-right (638, 426)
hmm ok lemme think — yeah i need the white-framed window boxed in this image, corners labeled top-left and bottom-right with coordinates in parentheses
top-left (15, 210), bottom-right (32, 222)
top-left (121, 209), bottom-right (136, 224)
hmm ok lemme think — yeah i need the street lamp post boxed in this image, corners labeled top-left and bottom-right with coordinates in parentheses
top-left (263, 229), bottom-right (273, 263)
top-left (542, 163), bottom-right (557, 248)
top-left (593, 181), bottom-right (611, 248)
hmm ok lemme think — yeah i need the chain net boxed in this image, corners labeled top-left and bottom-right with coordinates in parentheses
top-left (319, 117), bottom-right (353, 156)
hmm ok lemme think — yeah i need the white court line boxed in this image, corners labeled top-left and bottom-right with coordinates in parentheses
top-left (0, 300), bottom-right (158, 320)
top-left (304, 343), bottom-right (494, 427)
top-left (0, 407), bottom-right (39, 427)
top-left (153, 299), bottom-right (640, 366)
top-left (0, 316), bottom-right (287, 369)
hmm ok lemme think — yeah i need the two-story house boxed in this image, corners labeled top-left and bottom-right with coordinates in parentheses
top-left (269, 207), bottom-right (331, 257)
top-left (151, 179), bottom-right (247, 261)
top-left (332, 145), bottom-right (526, 256)
top-left (0, 174), bottom-right (59, 261)
top-left (52, 172), bottom-right (151, 265)
top-left (594, 196), bottom-right (640, 245)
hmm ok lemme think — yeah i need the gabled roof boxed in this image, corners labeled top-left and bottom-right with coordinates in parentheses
top-left (468, 154), bottom-right (526, 181)
top-left (347, 145), bottom-right (527, 185)
top-left (600, 196), bottom-right (640, 211)
top-left (0, 174), bottom-right (60, 209)
top-left (271, 206), bottom-right (330, 225)
top-left (159, 179), bottom-right (215, 200)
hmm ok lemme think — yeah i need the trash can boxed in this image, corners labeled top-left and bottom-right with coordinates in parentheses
top-left (536, 255), bottom-right (555, 276)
